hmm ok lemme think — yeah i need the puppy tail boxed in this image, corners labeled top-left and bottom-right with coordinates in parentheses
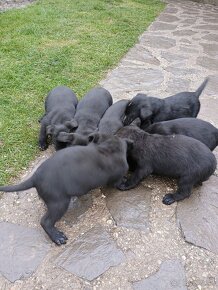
top-left (0, 177), bottom-right (34, 193)
top-left (195, 77), bottom-right (209, 98)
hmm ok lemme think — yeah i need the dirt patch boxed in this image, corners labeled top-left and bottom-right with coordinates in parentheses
top-left (0, 0), bottom-right (35, 12)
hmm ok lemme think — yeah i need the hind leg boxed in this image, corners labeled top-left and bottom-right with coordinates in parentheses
top-left (40, 196), bottom-right (71, 245)
top-left (39, 118), bottom-right (49, 150)
top-left (162, 177), bottom-right (194, 205)
top-left (192, 101), bottom-right (200, 117)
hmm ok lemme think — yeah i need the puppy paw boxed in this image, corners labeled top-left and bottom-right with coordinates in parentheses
top-left (53, 231), bottom-right (68, 245)
top-left (39, 143), bottom-right (48, 151)
top-left (162, 194), bottom-right (175, 205)
top-left (116, 183), bottom-right (127, 191)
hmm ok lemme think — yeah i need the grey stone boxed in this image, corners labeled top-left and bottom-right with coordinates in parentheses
top-left (173, 30), bottom-right (197, 36)
top-left (179, 39), bottom-right (192, 44)
top-left (179, 46), bottom-right (200, 54)
top-left (102, 67), bottom-right (164, 93)
top-left (166, 78), bottom-right (190, 94)
top-left (194, 24), bottom-right (218, 30)
top-left (140, 35), bottom-right (176, 49)
top-left (180, 18), bottom-right (196, 25)
top-left (121, 45), bottom-right (160, 66)
top-left (194, 0), bottom-right (218, 6)
top-left (201, 18), bottom-right (218, 24)
top-left (133, 260), bottom-right (187, 290)
top-left (165, 66), bottom-right (200, 77)
top-left (104, 185), bottom-right (151, 232)
top-left (197, 56), bottom-right (218, 70)
top-left (64, 194), bottom-right (92, 226)
top-left (164, 7), bottom-right (178, 14)
top-left (157, 14), bottom-right (180, 23)
top-left (149, 21), bottom-right (177, 31)
top-left (161, 52), bottom-right (188, 63)
top-left (0, 222), bottom-right (50, 282)
top-left (56, 225), bottom-right (125, 281)
top-left (202, 12), bottom-right (218, 18)
top-left (201, 34), bottom-right (218, 42)
top-left (201, 43), bottom-right (218, 57)
top-left (181, 11), bottom-right (199, 17)
top-left (177, 176), bottom-right (218, 254)
top-left (197, 98), bottom-right (218, 127)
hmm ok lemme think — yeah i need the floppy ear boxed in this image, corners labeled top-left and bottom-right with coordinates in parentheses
top-left (130, 118), bottom-right (141, 127)
top-left (140, 107), bottom-right (153, 120)
top-left (46, 125), bottom-right (54, 136)
top-left (56, 132), bottom-right (74, 142)
top-left (124, 138), bottom-right (134, 150)
top-left (88, 132), bottom-right (100, 143)
top-left (65, 119), bottom-right (78, 130)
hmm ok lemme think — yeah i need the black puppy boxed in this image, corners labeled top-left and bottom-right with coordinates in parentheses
top-left (73, 87), bottom-right (112, 135)
top-left (145, 118), bottom-right (218, 151)
top-left (98, 99), bottom-right (129, 135)
top-left (57, 100), bottom-right (129, 147)
top-left (55, 87), bottom-right (113, 146)
top-left (39, 86), bottom-right (78, 150)
top-left (55, 87), bottom-right (113, 147)
top-left (124, 78), bottom-right (209, 129)
top-left (117, 125), bottom-right (216, 205)
top-left (0, 134), bottom-right (131, 245)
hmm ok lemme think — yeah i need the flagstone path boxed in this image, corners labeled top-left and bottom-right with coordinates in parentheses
top-left (0, 0), bottom-right (218, 289)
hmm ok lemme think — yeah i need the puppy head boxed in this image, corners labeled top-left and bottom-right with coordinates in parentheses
top-left (88, 132), bottom-right (132, 157)
top-left (124, 94), bottom-right (153, 125)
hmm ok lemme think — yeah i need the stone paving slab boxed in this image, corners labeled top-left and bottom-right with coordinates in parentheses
top-left (64, 194), bottom-right (93, 226)
top-left (104, 185), bottom-right (151, 232)
top-left (0, 0), bottom-right (218, 289)
top-left (133, 260), bottom-right (187, 290)
top-left (177, 176), bottom-right (218, 254)
top-left (56, 225), bottom-right (125, 281)
top-left (0, 222), bottom-right (50, 282)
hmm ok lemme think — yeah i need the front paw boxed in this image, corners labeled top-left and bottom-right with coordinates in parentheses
top-left (162, 194), bottom-right (175, 205)
top-left (39, 142), bottom-right (48, 151)
top-left (53, 231), bottom-right (68, 245)
top-left (116, 182), bottom-right (128, 191)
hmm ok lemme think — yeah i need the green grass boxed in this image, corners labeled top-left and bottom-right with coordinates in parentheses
top-left (0, 0), bottom-right (165, 184)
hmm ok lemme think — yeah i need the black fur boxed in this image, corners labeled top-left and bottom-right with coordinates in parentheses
top-left (116, 124), bottom-right (216, 205)
top-left (56, 132), bottom-right (89, 146)
top-left (98, 99), bottom-right (129, 134)
top-left (124, 78), bottom-right (209, 129)
top-left (39, 86), bottom-right (78, 150)
top-left (145, 118), bottom-right (218, 151)
top-left (57, 87), bottom-right (113, 146)
top-left (73, 86), bottom-right (112, 135)
top-left (0, 134), bottom-right (131, 245)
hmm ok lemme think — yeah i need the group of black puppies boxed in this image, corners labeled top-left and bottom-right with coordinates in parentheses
top-left (0, 78), bottom-right (217, 245)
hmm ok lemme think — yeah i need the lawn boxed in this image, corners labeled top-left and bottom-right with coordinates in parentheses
top-left (0, 0), bottom-right (165, 185)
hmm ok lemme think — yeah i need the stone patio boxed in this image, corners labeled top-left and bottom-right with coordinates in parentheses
top-left (0, 0), bottom-right (218, 289)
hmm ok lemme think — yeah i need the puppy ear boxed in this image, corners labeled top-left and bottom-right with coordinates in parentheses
top-left (130, 118), bottom-right (141, 127)
top-left (46, 125), bottom-right (54, 136)
top-left (88, 132), bottom-right (100, 143)
top-left (140, 107), bottom-right (152, 120)
top-left (65, 119), bottom-right (78, 130)
top-left (56, 132), bottom-right (74, 142)
top-left (124, 138), bottom-right (134, 150)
